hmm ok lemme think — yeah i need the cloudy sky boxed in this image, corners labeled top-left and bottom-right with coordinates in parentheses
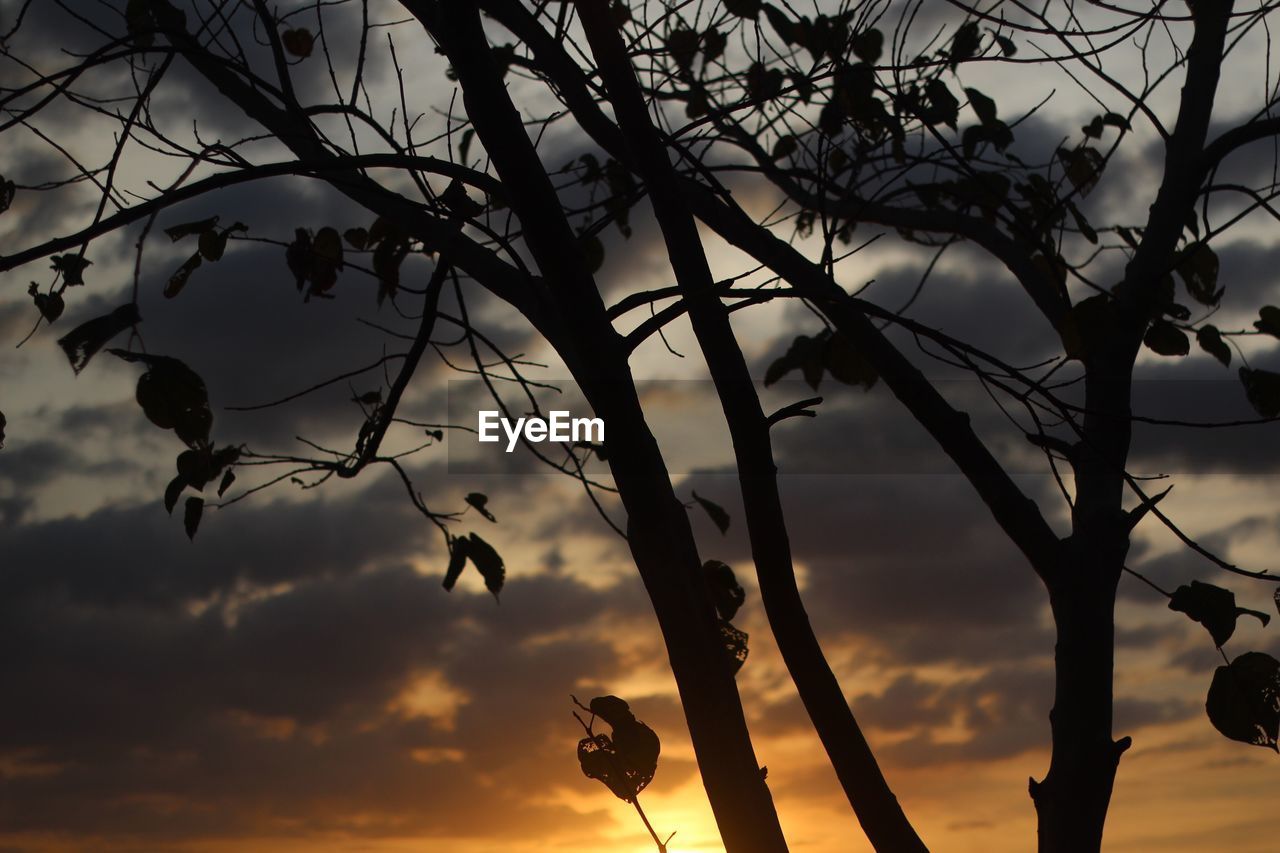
top-left (1, 2), bottom-right (1278, 852)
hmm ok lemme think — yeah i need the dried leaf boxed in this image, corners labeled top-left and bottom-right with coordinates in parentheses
top-left (57, 304), bottom-right (141, 374)
top-left (692, 491), bottom-right (730, 534)
top-left (281, 28), bottom-right (314, 58)
top-left (703, 560), bottom-right (745, 621)
top-left (467, 532), bottom-right (505, 599)
top-left (1196, 325), bottom-right (1231, 367)
top-left (1169, 580), bottom-right (1270, 648)
top-left (164, 216), bottom-right (219, 242)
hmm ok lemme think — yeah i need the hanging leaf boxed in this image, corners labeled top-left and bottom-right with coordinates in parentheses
top-left (720, 620), bottom-right (750, 674)
top-left (1067, 201), bottom-right (1098, 243)
top-left (577, 696), bottom-right (661, 802)
top-left (165, 252), bottom-right (203, 299)
top-left (948, 21), bottom-right (981, 69)
top-left (467, 532), bottom-right (505, 599)
top-left (343, 227), bottom-right (369, 250)
top-left (965, 88), bottom-right (998, 126)
top-left (1254, 305), bottom-right (1280, 339)
top-left (373, 235), bottom-right (410, 306)
top-left (1175, 243), bottom-right (1222, 306)
top-left (703, 560), bottom-right (746, 620)
top-left (0, 409), bottom-right (6, 449)
top-left (164, 216), bottom-right (219, 241)
top-left (110, 350), bottom-right (212, 447)
top-left (281, 28), bottom-right (314, 58)
top-left (746, 62), bottom-right (785, 104)
top-left (217, 468), bottom-right (236, 498)
top-left (1143, 320), bottom-right (1190, 357)
top-left (1196, 325), bottom-right (1231, 367)
top-left (183, 496), bottom-right (204, 540)
top-left (1206, 651), bottom-right (1280, 751)
top-left (50, 254), bottom-right (92, 287)
top-left (442, 535), bottom-right (469, 591)
top-left (692, 491), bottom-right (730, 534)
top-left (466, 492), bottom-right (496, 522)
top-left (57, 304), bottom-right (141, 374)
top-left (1169, 580), bottom-right (1271, 648)
top-left (995, 34), bottom-right (1017, 56)
top-left (666, 27), bottom-right (699, 71)
top-left (28, 283), bottom-right (64, 323)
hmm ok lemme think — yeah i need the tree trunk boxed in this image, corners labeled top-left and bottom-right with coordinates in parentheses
top-left (1032, 567), bottom-right (1128, 853)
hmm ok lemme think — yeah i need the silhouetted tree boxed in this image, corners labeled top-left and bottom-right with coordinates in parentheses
top-left (2, 2), bottom-right (1279, 852)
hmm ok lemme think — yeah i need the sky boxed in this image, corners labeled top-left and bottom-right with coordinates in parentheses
top-left (1, 1), bottom-right (1278, 852)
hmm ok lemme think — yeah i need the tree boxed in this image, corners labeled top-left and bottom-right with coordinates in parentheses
top-left (1, 2), bottom-right (1277, 852)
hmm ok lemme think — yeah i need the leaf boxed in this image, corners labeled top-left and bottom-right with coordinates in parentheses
top-left (57, 304), bottom-right (141, 374)
top-left (949, 21), bottom-right (981, 69)
top-left (111, 350), bottom-right (213, 447)
top-left (1143, 320), bottom-right (1190, 357)
top-left (217, 468), bottom-right (236, 498)
top-left (285, 228), bottom-right (311, 291)
top-left (442, 535), bottom-right (469, 591)
top-left (995, 34), bottom-right (1017, 57)
top-left (692, 491), bottom-right (730, 534)
top-left (763, 4), bottom-right (798, 44)
top-left (724, 0), bottom-right (762, 19)
top-left (1175, 242), bottom-right (1222, 306)
top-left (1058, 293), bottom-right (1110, 361)
top-left (666, 27), bottom-right (699, 71)
top-left (771, 135), bottom-right (798, 161)
top-left (165, 252), bottom-right (203, 299)
top-left (164, 475), bottom-right (185, 515)
top-left (281, 28), bottom-right (314, 58)
top-left (1206, 651), bottom-right (1280, 751)
top-left (51, 254), bottom-right (91, 287)
top-left (824, 329), bottom-right (878, 388)
top-left (1058, 146), bottom-right (1105, 196)
top-left (1169, 580), bottom-right (1270, 648)
top-left (965, 88), bottom-right (998, 126)
top-left (577, 700), bottom-right (661, 803)
top-left (466, 492), bottom-right (496, 522)
top-left (1102, 111), bottom-right (1131, 131)
top-left (746, 62), bottom-right (784, 104)
top-left (702, 27), bottom-right (727, 63)
top-left (467, 532), bottom-right (505, 599)
top-left (720, 620), bottom-right (750, 674)
top-left (440, 180), bottom-right (484, 219)
top-left (164, 216), bottom-right (218, 241)
top-left (765, 333), bottom-right (827, 388)
top-left (183, 496), bottom-right (204, 540)
top-left (1067, 201), bottom-right (1098, 243)
top-left (28, 283), bottom-right (64, 323)
top-left (1196, 325), bottom-right (1231, 367)
top-left (1240, 367), bottom-right (1280, 418)
top-left (198, 228), bottom-right (228, 262)
top-left (1253, 305), bottom-right (1280, 339)
top-left (373, 236), bottom-right (410, 306)
top-left (924, 78), bottom-right (960, 129)
top-left (703, 560), bottom-right (746, 620)
top-left (852, 28), bottom-right (883, 63)
top-left (0, 409), bottom-right (6, 449)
